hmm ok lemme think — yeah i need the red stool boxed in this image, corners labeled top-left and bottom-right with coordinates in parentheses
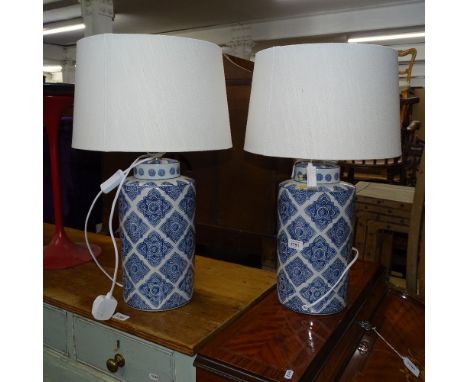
top-left (43, 95), bottom-right (101, 268)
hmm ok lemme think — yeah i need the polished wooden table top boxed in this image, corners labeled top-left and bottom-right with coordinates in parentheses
top-left (195, 261), bottom-right (387, 382)
top-left (43, 224), bottom-right (276, 356)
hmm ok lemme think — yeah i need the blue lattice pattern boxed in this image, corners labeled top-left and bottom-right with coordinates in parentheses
top-left (119, 172), bottom-right (196, 311)
top-left (276, 166), bottom-right (355, 315)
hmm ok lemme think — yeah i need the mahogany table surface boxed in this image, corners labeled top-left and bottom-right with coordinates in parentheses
top-left (195, 261), bottom-right (388, 382)
top-left (43, 224), bottom-right (276, 356)
top-left (339, 290), bottom-right (425, 381)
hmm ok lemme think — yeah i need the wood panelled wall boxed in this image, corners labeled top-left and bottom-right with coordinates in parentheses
top-left (102, 55), bottom-right (291, 269)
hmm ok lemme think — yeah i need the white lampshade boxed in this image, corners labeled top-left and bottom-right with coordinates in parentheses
top-left (72, 34), bottom-right (232, 152)
top-left (244, 43), bottom-right (401, 160)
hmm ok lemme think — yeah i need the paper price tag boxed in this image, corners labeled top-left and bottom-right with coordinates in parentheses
top-left (288, 239), bottom-right (303, 251)
top-left (306, 163), bottom-right (317, 187)
top-left (403, 357), bottom-right (420, 377)
top-left (112, 312), bottom-right (130, 321)
top-left (284, 370), bottom-right (294, 379)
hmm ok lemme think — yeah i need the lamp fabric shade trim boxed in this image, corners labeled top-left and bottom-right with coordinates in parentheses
top-left (72, 34), bottom-right (232, 152)
top-left (244, 43), bottom-right (401, 160)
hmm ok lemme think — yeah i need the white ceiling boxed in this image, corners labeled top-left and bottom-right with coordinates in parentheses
top-left (43, 0), bottom-right (423, 46)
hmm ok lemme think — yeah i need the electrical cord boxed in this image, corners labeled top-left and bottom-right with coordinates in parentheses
top-left (301, 247), bottom-right (359, 313)
top-left (84, 189), bottom-right (122, 287)
top-left (84, 154), bottom-right (155, 292)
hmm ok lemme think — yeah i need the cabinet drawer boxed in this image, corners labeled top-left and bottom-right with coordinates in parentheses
top-left (74, 316), bottom-right (174, 382)
top-left (44, 304), bottom-right (67, 354)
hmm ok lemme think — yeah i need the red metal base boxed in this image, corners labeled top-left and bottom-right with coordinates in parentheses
top-left (44, 230), bottom-right (102, 269)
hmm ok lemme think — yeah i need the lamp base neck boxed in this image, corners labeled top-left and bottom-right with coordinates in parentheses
top-left (292, 161), bottom-right (340, 185)
top-left (134, 158), bottom-right (180, 180)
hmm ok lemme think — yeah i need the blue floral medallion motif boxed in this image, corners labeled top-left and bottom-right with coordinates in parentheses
top-left (125, 254), bottom-right (150, 284)
top-left (326, 217), bottom-right (351, 248)
top-left (127, 294), bottom-right (151, 310)
top-left (278, 191), bottom-right (298, 225)
top-left (137, 189), bottom-right (172, 226)
top-left (299, 277), bottom-right (329, 304)
top-left (322, 258), bottom-right (346, 285)
top-left (178, 267), bottom-right (194, 295)
top-left (160, 253), bottom-right (188, 284)
top-left (148, 169), bottom-right (156, 177)
top-left (302, 236), bottom-right (336, 271)
top-left (120, 234), bottom-right (132, 259)
top-left (139, 274), bottom-right (173, 307)
top-left (338, 280), bottom-right (348, 300)
top-left (118, 194), bottom-right (130, 221)
top-left (285, 258), bottom-right (313, 287)
top-left (284, 296), bottom-right (307, 313)
top-left (345, 202), bottom-right (354, 221)
top-left (330, 186), bottom-right (354, 206)
top-left (277, 270), bottom-right (295, 301)
top-left (123, 269), bottom-right (134, 300)
top-left (305, 194), bottom-right (339, 230)
top-left (277, 231), bottom-right (296, 263)
top-left (161, 293), bottom-right (187, 310)
top-left (287, 216), bottom-right (315, 243)
top-left (123, 180), bottom-right (142, 200)
top-left (136, 232), bottom-right (173, 266)
top-left (285, 185), bottom-right (313, 206)
top-left (178, 228), bottom-right (195, 258)
top-left (160, 181), bottom-right (187, 201)
top-left (123, 212), bottom-right (149, 244)
top-left (321, 298), bottom-right (344, 314)
top-left (179, 186), bottom-right (195, 220)
top-left (161, 212), bottom-right (188, 243)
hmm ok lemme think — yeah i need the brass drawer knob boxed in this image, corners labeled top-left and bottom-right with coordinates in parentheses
top-left (106, 353), bottom-right (125, 373)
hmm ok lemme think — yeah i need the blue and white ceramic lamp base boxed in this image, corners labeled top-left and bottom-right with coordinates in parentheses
top-left (118, 158), bottom-right (196, 311)
top-left (277, 162), bottom-right (355, 315)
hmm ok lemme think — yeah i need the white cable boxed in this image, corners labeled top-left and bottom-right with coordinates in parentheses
top-left (370, 325), bottom-right (420, 377)
top-left (87, 153), bottom-right (164, 320)
top-left (372, 328), bottom-right (404, 359)
top-left (84, 154), bottom-right (154, 292)
top-left (107, 154), bottom-right (155, 295)
top-left (302, 247), bottom-right (359, 313)
top-left (84, 190), bottom-right (123, 287)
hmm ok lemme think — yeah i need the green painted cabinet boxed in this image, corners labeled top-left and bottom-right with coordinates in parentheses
top-left (43, 304), bottom-right (195, 382)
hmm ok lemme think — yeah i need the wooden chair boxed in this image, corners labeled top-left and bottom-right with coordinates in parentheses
top-left (341, 48), bottom-right (420, 185)
top-left (398, 48), bottom-right (417, 100)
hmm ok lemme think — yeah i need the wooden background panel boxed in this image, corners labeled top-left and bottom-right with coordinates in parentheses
top-left (217, 84), bottom-right (278, 234)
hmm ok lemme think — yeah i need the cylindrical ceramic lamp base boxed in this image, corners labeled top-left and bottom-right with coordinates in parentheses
top-left (118, 159), bottom-right (195, 311)
top-left (276, 162), bottom-right (355, 315)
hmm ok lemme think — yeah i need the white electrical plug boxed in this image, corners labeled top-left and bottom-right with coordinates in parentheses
top-left (92, 292), bottom-right (118, 321)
